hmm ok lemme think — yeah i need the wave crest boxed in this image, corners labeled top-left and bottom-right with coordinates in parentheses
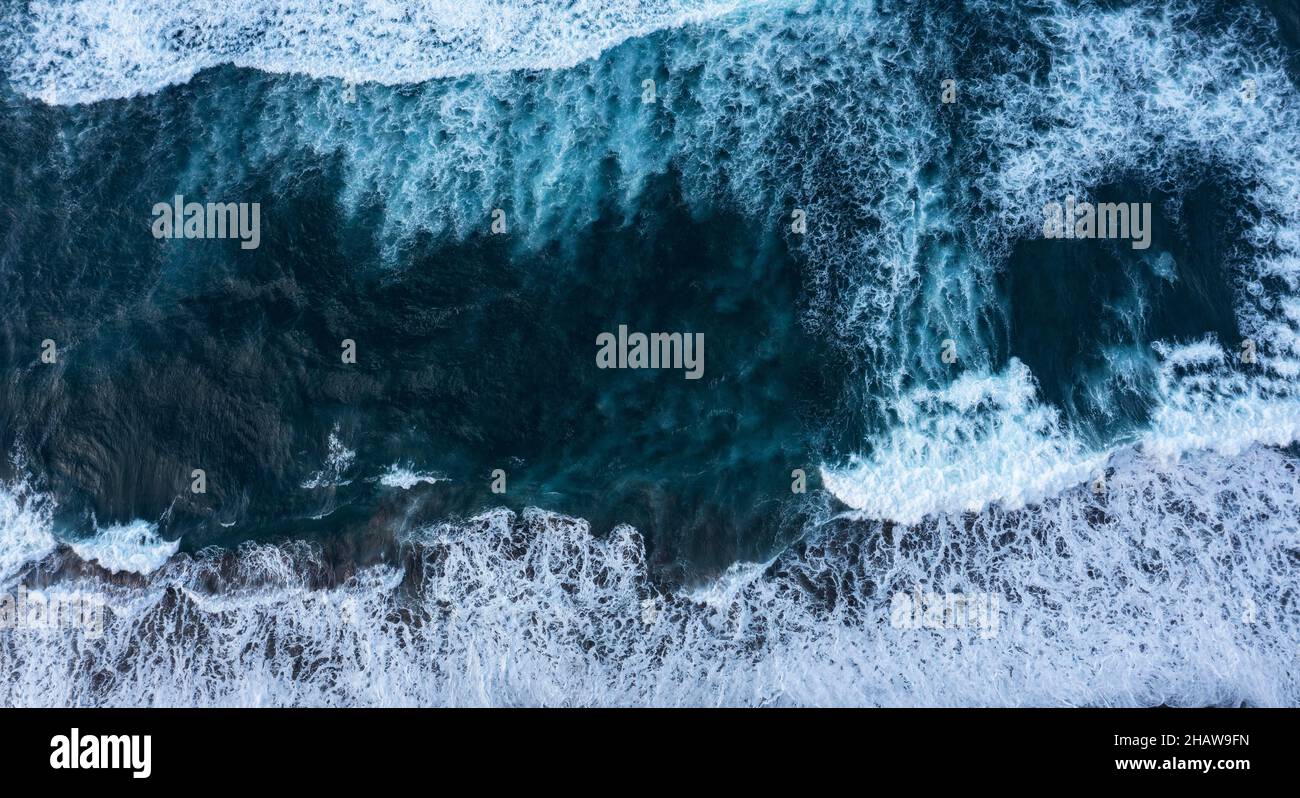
top-left (3, 444), bottom-right (1298, 706)
top-left (4, 0), bottom-right (745, 104)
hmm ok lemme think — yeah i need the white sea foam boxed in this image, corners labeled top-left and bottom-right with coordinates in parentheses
top-left (0, 467), bottom-right (178, 579)
top-left (67, 519), bottom-right (179, 575)
top-left (822, 338), bottom-right (1300, 524)
top-left (3, 0), bottom-right (745, 104)
top-left (376, 465), bottom-right (448, 489)
top-left (683, 558), bottom-right (771, 610)
top-left (1, 442), bottom-right (1296, 706)
top-left (300, 427), bottom-right (356, 489)
top-left (3, 5), bottom-right (1295, 496)
top-left (1, 0), bottom-right (1298, 705)
top-left (821, 360), bottom-right (1111, 525)
top-left (1141, 338), bottom-right (1300, 463)
top-left (822, 0), bottom-right (1300, 522)
top-left (0, 473), bottom-right (57, 587)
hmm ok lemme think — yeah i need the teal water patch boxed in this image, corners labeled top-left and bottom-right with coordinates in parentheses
top-left (0, 76), bottom-right (838, 577)
top-left (1003, 178), bottom-right (1246, 446)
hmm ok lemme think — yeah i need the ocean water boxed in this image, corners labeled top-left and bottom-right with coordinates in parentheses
top-left (0, 0), bottom-right (1298, 706)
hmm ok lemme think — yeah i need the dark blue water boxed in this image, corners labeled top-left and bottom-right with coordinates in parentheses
top-left (1, 0), bottom-right (1298, 706)
top-left (0, 65), bottom-right (850, 579)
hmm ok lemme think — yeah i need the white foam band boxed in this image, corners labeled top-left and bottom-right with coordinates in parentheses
top-left (4, 0), bottom-right (744, 105)
top-left (1, 450), bottom-right (1296, 706)
top-left (67, 520), bottom-right (179, 575)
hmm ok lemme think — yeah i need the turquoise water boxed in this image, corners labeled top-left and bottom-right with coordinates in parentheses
top-left (1, 0), bottom-right (1298, 706)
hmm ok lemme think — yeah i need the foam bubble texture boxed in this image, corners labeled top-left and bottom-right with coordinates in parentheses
top-left (2, 0), bottom-right (1299, 704)
top-left (3, 0), bottom-right (743, 104)
top-left (2, 443), bottom-right (1297, 706)
top-left (822, 360), bottom-right (1110, 525)
top-left (68, 519), bottom-right (179, 575)
top-left (824, 0), bottom-right (1300, 519)
top-left (0, 472), bottom-right (56, 589)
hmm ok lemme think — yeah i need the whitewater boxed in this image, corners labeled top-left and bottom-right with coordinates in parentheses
top-left (1, 0), bottom-right (1298, 705)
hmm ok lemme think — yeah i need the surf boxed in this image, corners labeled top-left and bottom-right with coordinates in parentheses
top-left (1, 0), bottom-right (1298, 706)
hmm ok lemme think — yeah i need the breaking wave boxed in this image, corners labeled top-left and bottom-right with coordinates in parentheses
top-left (1, 0), bottom-right (1299, 705)
top-left (67, 519), bottom-right (179, 576)
top-left (3, 0), bottom-right (746, 104)
top-left (1, 441), bottom-right (1297, 706)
